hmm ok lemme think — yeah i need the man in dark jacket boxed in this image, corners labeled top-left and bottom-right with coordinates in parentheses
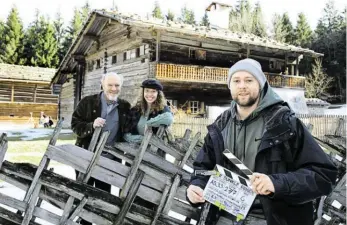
top-left (186, 59), bottom-right (337, 225)
top-left (71, 72), bottom-right (131, 225)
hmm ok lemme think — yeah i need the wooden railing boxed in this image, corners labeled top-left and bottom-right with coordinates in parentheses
top-left (152, 63), bottom-right (306, 89)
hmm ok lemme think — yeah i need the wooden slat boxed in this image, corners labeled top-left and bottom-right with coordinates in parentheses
top-left (162, 175), bottom-right (181, 214)
top-left (0, 206), bottom-right (41, 225)
top-left (59, 196), bottom-right (75, 224)
top-left (113, 142), bottom-right (190, 178)
top-left (149, 135), bottom-right (184, 160)
top-left (22, 183), bottom-right (42, 225)
top-left (151, 184), bottom-right (170, 225)
top-left (45, 145), bottom-right (164, 203)
top-left (56, 144), bottom-right (168, 191)
top-left (103, 146), bottom-right (171, 186)
top-left (0, 133), bottom-right (8, 169)
top-left (120, 130), bottom-right (152, 199)
top-left (11, 84), bottom-right (14, 102)
top-left (197, 203), bottom-right (211, 225)
top-left (82, 131), bottom-right (109, 182)
top-left (0, 188), bottom-right (79, 225)
top-left (68, 197), bottom-right (88, 221)
top-left (113, 170), bottom-right (145, 225)
top-left (23, 155), bottom-right (48, 202)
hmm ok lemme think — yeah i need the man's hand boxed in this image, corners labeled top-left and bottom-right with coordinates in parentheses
top-left (93, 117), bottom-right (106, 128)
top-left (187, 185), bottom-right (205, 204)
top-left (250, 173), bottom-right (275, 195)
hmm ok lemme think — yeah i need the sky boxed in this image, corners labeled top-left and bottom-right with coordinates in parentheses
top-left (0, 0), bottom-right (346, 30)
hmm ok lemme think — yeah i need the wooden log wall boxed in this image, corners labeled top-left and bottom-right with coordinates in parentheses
top-left (0, 102), bottom-right (58, 120)
top-left (80, 22), bottom-right (151, 105)
top-left (159, 43), bottom-right (240, 68)
top-left (59, 79), bottom-right (75, 128)
top-left (0, 82), bottom-right (58, 104)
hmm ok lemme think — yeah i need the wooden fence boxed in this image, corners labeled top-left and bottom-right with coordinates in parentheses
top-left (171, 115), bottom-right (346, 140)
top-left (0, 124), bottom-right (202, 225)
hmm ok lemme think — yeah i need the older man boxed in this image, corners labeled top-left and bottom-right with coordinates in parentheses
top-left (71, 72), bottom-right (131, 225)
top-left (187, 59), bottom-right (337, 225)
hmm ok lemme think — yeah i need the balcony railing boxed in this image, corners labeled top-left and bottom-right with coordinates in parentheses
top-left (151, 63), bottom-right (305, 89)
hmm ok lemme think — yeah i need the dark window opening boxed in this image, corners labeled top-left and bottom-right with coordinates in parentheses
top-left (136, 48), bottom-right (140, 57)
top-left (112, 55), bottom-right (117, 64)
top-left (189, 49), bottom-right (196, 59)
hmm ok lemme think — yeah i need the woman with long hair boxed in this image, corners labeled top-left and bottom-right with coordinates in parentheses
top-left (123, 79), bottom-right (173, 143)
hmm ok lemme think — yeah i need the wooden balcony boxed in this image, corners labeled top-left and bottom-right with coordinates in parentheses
top-left (150, 63), bottom-right (305, 89)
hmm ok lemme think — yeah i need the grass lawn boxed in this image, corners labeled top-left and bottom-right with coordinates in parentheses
top-left (6, 133), bottom-right (76, 166)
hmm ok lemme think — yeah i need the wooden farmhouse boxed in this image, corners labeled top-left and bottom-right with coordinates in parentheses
top-left (51, 9), bottom-right (323, 127)
top-left (0, 63), bottom-right (59, 121)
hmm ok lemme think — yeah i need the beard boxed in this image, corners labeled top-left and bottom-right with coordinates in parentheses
top-left (233, 94), bottom-right (259, 107)
top-left (105, 92), bottom-right (118, 101)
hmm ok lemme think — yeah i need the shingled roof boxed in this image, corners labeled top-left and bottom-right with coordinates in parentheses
top-left (53, 9), bottom-right (323, 84)
top-left (97, 10), bottom-right (322, 56)
top-left (0, 63), bottom-right (56, 83)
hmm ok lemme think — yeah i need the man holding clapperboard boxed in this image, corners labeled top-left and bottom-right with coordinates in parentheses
top-left (186, 59), bottom-right (337, 225)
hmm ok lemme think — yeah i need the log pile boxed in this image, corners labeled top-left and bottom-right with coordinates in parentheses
top-left (0, 122), bottom-right (203, 225)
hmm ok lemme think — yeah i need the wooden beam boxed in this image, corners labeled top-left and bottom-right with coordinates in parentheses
top-left (156, 30), bottom-right (161, 62)
top-left (22, 183), bottom-right (42, 225)
top-left (113, 170), bottom-right (145, 225)
top-left (33, 84), bottom-right (37, 103)
top-left (84, 33), bottom-right (98, 41)
top-left (151, 184), bottom-right (170, 225)
top-left (120, 130), bottom-right (152, 199)
top-left (246, 44), bottom-right (250, 58)
top-left (284, 53), bottom-right (288, 75)
top-left (197, 203), bottom-right (211, 225)
top-left (0, 133), bottom-right (8, 170)
top-left (11, 84), bottom-right (14, 102)
top-left (296, 54), bottom-right (299, 75)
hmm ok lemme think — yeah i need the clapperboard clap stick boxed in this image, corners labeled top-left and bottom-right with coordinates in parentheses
top-left (195, 149), bottom-right (257, 224)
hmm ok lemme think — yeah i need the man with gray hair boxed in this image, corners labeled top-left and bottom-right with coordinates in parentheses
top-left (187, 58), bottom-right (337, 225)
top-left (71, 72), bottom-right (130, 225)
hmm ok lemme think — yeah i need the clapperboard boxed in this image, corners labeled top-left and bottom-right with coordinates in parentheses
top-left (196, 149), bottom-right (256, 221)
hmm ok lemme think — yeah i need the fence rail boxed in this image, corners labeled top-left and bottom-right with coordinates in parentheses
top-left (171, 115), bottom-right (346, 140)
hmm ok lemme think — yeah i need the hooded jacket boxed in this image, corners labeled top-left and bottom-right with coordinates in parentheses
top-left (188, 83), bottom-right (337, 225)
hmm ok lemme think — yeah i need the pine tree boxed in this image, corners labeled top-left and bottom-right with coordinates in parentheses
top-left (282, 12), bottom-right (294, 44)
top-left (81, 1), bottom-right (91, 23)
top-left (61, 8), bottom-right (84, 58)
top-left (200, 12), bottom-right (210, 26)
top-left (271, 13), bottom-right (286, 42)
top-left (0, 6), bottom-right (25, 64)
top-left (23, 13), bottom-right (58, 68)
top-left (152, 1), bottom-right (163, 19)
top-left (305, 59), bottom-right (333, 98)
top-left (22, 10), bottom-right (40, 66)
top-left (54, 11), bottom-right (66, 63)
top-left (229, 0), bottom-right (253, 34)
top-left (252, 2), bottom-right (266, 37)
top-left (0, 20), bottom-right (4, 63)
top-left (166, 10), bottom-right (175, 21)
top-left (180, 5), bottom-right (195, 25)
top-left (311, 1), bottom-right (346, 102)
top-left (294, 13), bottom-right (312, 47)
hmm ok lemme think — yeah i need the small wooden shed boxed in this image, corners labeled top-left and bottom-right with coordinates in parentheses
top-left (0, 63), bottom-right (59, 121)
